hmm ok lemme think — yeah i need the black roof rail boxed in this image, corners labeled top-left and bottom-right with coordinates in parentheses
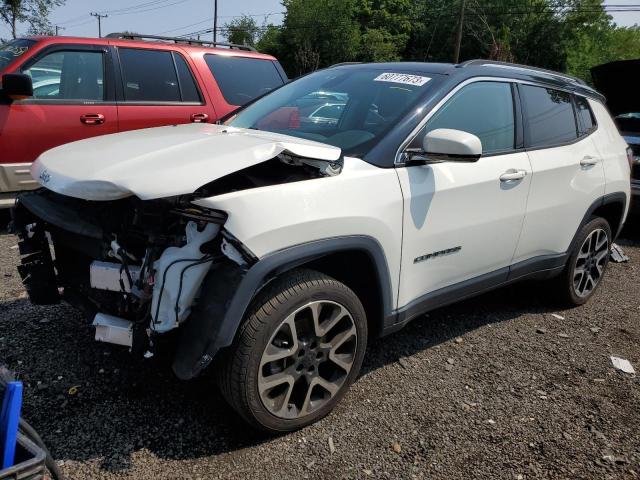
top-left (105, 33), bottom-right (256, 51)
top-left (458, 59), bottom-right (587, 86)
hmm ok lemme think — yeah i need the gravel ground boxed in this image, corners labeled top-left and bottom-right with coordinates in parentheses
top-left (1, 216), bottom-right (639, 480)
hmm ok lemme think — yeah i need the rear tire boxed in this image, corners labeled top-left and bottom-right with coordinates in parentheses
top-left (217, 269), bottom-right (367, 432)
top-left (556, 217), bottom-right (611, 306)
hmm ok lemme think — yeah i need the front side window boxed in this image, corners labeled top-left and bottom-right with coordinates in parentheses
top-left (227, 68), bottom-right (436, 157)
top-left (575, 95), bottom-right (596, 135)
top-left (411, 81), bottom-right (515, 154)
top-left (23, 50), bottom-right (104, 101)
top-left (521, 85), bottom-right (577, 147)
top-left (205, 54), bottom-right (284, 106)
top-left (119, 48), bottom-right (180, 102)
top-left (0, 39), bottom-right (35, 73)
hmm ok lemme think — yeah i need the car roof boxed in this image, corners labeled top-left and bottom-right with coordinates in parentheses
top-left (328, 59), bottom-right (603, 101)
top-left (24, 34), bottom-right (277, 61)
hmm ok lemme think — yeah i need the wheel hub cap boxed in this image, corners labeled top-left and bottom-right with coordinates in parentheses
top-left (258, 300), bottom-right (358, 419)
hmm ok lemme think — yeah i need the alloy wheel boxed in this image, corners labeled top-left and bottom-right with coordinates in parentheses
top-left (258, 300), bottom-right (358, 419)
top-left (573, 228), bottom-right (609, 298)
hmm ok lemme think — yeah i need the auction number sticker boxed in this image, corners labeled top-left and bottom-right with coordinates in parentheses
top-left (374, 72), bottom-right (431, 86)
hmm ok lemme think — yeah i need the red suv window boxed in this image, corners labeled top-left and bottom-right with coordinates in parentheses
top-left (204, 54), bottom-right (284, 106)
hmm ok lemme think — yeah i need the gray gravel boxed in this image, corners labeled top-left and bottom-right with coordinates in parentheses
top-left (1, 218), bottom-right (639, 479)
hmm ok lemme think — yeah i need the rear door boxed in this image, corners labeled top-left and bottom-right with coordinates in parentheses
top-left (512, 84), bottom-right (606, 263)
top-left (114, 47), bottom-right (215, 131)
top-left (1, 44), bottom-right (117, 185)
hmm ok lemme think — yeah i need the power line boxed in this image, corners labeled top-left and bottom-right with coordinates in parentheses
top-left (90, 12), bottom-right (108, 38)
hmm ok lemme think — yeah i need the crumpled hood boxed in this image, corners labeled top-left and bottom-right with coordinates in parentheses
top-left (31, 123), bottom-right (342, 201)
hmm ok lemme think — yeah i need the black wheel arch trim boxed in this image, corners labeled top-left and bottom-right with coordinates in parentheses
top-left (172, 235), bottom-right (394, 380)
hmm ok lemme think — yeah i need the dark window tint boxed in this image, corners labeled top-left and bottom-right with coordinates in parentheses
top-left (174, 53), bottom-right (201, 103)
top-left (521, 85), bottom-right (577, 147)
top-left (23, 50), bottom-right (104, 100)
top-left (416, 81), bottom-right (515, 154)
top-left (205, 54), bottom-right (284, 106)
top-left (575, 95), bottom-right (596, 135)
top-left (119, 48), bottom-right (179, 102)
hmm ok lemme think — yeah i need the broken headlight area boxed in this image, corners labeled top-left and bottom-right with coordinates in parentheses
top-left (12, 189), bottom-right (246, 357)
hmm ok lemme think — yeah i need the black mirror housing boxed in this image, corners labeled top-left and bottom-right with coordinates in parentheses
top-left (1, 73), bottom-right (33, 100)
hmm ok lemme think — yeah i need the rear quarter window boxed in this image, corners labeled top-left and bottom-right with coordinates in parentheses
top-left (205, 54), bottom-right (284, 106)
top-left (575, 95), bottom-right (596, 135)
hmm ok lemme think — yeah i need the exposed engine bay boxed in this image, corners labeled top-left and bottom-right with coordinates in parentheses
top-left (12, 189), bottom-right (240, 355)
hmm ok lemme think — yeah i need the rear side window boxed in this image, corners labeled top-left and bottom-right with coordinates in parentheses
top-left (119, 48), bottom-right (180, 102)
top-left (575, 95), bottom-right (596, 135)
top-left (413, 81), bottom-right (515, 154)
top-left (23, 50), bottom-right (104, 101)
top-left (521, 85), bottom-right (577, 147)
top-left (205, 54), bottom-right (284, 106)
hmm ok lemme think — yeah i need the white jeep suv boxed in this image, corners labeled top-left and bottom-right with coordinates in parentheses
top-left (12, 60), bottom-right (631, 432)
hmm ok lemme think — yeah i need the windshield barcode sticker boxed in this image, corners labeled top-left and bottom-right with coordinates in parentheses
top-left (374, 73), bottom-right (431, 86)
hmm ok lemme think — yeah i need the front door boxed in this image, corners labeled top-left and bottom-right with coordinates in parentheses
top-left (1, 45), bottom-right (117, 188)
top-left (396, 80), bottom-right (531, 309)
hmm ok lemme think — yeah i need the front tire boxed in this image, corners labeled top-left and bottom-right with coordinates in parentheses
top-left (217, 269), bottom-right (367, 432)
top-left (557, 217), bottom-right (611, 306)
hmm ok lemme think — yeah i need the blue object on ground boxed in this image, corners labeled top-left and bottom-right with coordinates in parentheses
top-left (0, 381), bottom-right (23, 469)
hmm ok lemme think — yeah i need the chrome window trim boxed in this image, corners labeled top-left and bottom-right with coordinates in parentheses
top-left (394, 76), bottom-right (583, 166)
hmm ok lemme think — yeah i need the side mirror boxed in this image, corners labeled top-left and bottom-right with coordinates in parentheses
top-left (406, 128), bottom-right (482, 165)
top-left (1, 73), bottom-right (33, 100)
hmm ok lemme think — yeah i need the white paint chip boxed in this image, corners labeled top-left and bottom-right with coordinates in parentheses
top-left (374, 72), bottom-right (431, 86)
top-left (611, 356), bottom-right (635, 374)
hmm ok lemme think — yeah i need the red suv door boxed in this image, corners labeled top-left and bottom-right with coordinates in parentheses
top-left (1, 44), bottom-right (117, 192)
top-left (113, 46), bottom-right (215, 130)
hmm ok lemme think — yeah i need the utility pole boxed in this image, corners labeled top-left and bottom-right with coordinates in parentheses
top-left (213, 0), bottom-right (218, 43)
top-left (55, 25), bottom-right (65, 36)
top-left (453, 0), bottom-right (466, 64)
top-left (90, 12), bottom-right (108, 38)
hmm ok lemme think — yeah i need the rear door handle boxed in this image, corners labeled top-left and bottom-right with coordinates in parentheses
top-left (580, 155), bottom-right (598, 167)
top-left (190, 113), bottom-right (209, 123)
top-left (499, 169), bottom-right (527, 182)
top-left (80, 113), bottom-right (105, 125)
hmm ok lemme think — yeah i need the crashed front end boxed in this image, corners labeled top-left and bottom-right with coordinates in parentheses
top-left (13, 189), bottom-right (248, 357)
top-left (11, 124), bottom-right (343, 379)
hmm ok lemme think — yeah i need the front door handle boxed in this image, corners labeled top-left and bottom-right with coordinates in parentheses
top-left (499, 169), bottom-right (527, 182)
top-left (80, 113), bottom-right (105, 125)
top-left (580, 155), bottom-right (598, 167)
top-left (191, 113), bottom-right (209, 123)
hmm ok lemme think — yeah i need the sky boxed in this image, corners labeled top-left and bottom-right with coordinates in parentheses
top-left (0, 0), bottom-right (284, 40)
top-left (0, 0), bottom-right (638, 41)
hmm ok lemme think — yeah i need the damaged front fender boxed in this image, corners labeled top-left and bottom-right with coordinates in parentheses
top-left (172, 235), bottom-right (393, 380)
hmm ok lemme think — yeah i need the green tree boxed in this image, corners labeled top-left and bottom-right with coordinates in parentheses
top-left (279, 0), bottom-right (361, 75)
top-left (224, 14), bottom-right (260, 46)
top-left (1, 0), bottom-right (64, 39)
top-left (355, 0), bottom-right (412, 61)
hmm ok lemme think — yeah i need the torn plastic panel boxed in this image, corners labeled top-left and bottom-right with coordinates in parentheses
top-left (151, 222), bottom-right (220, 333)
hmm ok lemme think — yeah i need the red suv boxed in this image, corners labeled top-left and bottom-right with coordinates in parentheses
top-left (0, 33), bottom-right (287, 207)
